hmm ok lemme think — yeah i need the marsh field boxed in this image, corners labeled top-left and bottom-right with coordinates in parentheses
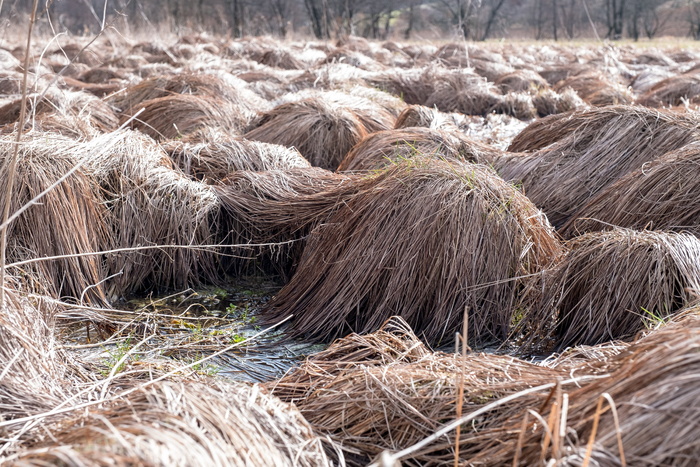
top-left (2, 29), bottom-right (700, 466)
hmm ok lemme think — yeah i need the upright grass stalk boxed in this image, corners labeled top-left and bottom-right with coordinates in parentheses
top-left (0, 0), bottom-right (39, 308)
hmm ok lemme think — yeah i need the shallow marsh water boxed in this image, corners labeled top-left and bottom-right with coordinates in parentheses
top-left (66, 277), bottom-right (324, 383)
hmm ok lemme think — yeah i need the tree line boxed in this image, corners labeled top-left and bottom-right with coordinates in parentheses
top-left (2, 0), bottom-right (700, 41)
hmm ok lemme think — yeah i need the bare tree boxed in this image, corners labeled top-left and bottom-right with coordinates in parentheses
top-left (605, 0), bottom-right (626, 39)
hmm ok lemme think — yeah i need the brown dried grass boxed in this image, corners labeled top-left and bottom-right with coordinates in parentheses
top-left (563, 141), bottom-right (700, 237)
top-left (0, 287), bottom-right (73, 424)
top-left (424, 72), bottom-right (503, 116)
top-left (493, 92), bottom-right (537, 120)
top-left (551, 314), bottom-right (700, 466)
top-left (258, 48), bottom-right (307, 70)
top-left (337, 127), bottom-right (502, 172)
top-left (244, 96), bottom-right (381, 170)
top-left (532, 88), bottom-right (586, 117)
top-left (107, 72), bottom-right (264, 117)
top-left (495, 69), bottom-right (548, 94)
top-left (215, 167), bottom-right (357, 278)
top-left (394, 104), bottom-right (458, 130)
top-left (262, 159), bottom-right (562, 346)
top-left (0, 132), bottom-right (110, 305)
top-left (162, 130), bottom-right (310, 181)
top-left (501, 106), bottom-right (700, 227)
top-left (121, 94), bottom-right (253, 141)
top-left (518, 229), bottom-right (700, 351)
top-left (267, 317), bottom-right (568, 466)
top-left (638, 71), bottom-right (700, 108)
top-left (0, 90), bottom-right (119, 133)
top-left (554, 72), bottom-right (633, 106)
top-left (0, 286), bottom-right (331, 466)
top-left (269, 312), bottom-right (700, 466)
top-left (538, 63), bottom-right (589, 86)
top-left (78, 130), bottom-right (221, 298)
top-left (13, 380), bottom-right (331, 467)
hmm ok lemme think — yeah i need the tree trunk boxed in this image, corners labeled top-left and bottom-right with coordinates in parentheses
top-left (480, 0), bottom-right (506, 41)
top-left (304, 0), bottom-right (325, 38)
top-left (404, 1), bottom-right (415, 39)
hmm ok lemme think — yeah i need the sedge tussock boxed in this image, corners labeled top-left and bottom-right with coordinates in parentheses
top-left (267, 317), bottom-right (568, 466)
top-left (423, 71), bottom-right (503, 116)
top-left (162, 130), bottom-right (310, 181)
top-left (270, 314), bottom-right (700, 466)
top-left (108, 72), bottom-right (250, 112)
top-left (554, 72), bottom-right (633, 106)
top-left (513, 314), bottom-right (700, 466)
top-left (12, 380), bottom-right (331, 467)
top-left (0, 89), bottom-right (119, 134)
top-left (531, 87), bottom-right (586, 117)
top-left (215, 167), bottom-right (357, 278)
top-left (394, 104), bottom-right (461, 131)
top-left (0, 132), bottom-right (110, 305)
top-left (500, 106), bottom-right (700, 227)
top-left (495, 69), bottom-right (548, 94)
top-left (244, 94), bottom-right (387, 170)
top-left (337, 127), bottom-right (502, 172)
top-left (563, 141), bottom-right (700, 237)
top-left (0, 287), bottom-right (74, 425)
top-left (262, 159), bottom-right (562, 346)
top-left (638, 71), bottom-right (700, 108)
top-left (78, 130), bottom-right (221, 298)
top-left (120, 93), bottom-right (253, 141)
top-left (492, 92), bottom-right (537, 120)
top-left (0, 288), bottom-right (331, 467)
top-left (270, 89), bottom-right (396, 134)
top-left (518, 229), bottom-right (700, 351)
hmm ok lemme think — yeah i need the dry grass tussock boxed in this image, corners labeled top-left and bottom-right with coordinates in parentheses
top-left (374, 66), bottom-right (541, 120)
top-left (499, 106), bottom-right (700, 227)
top-left (267, 317), bottom-right (570, 466)
top-left (495, 69), bottom-right (549, 94)
top-left (563, 141), bottom-right (700, 237)
top-left (269, 89), bottom-right (396, 132)
top-left (555, 72), bottom-right (633, 106)
top-left (638, 71), bottom-right (700, 107)
top-left (518, 229), bottom-right (700, 351)
top-left (0, 288), bottom-right (331, 467)
top-left (215, 167), bottom-right (357, 278)
top-left (531, 87), bottom-right (586, 117)
top-left (269, 314), bottom-right (700, 466)
top-left (12, 380), bottom-right (331, 467)
top-left (0, 132), bottom-right (110, 305)
top-left (423, 71), bottom-right (504, 117)
top-left (0, 287), bottom-right (75, 425)
top-left (0, 89), bottom-right (119, 134)
top-left (245, 94), bottom-right (392, 170)
top-left (337, 127), bottom-right (502, 172)
top-left (394, 104), bottom-right (462, 131)
top-left (263, 159), bottom-right (562, 346)
top-left (121, 93), bottom-right (253, 141)
top-left (107, 72), bottom-right (263, 115)
top-left (162, 131), bottom-right (310, 181)
top-left (78, 130), bottom-right (222, 298)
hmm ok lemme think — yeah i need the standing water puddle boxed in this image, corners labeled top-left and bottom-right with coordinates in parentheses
top-left (65, 277), bottom-right (323, 383)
